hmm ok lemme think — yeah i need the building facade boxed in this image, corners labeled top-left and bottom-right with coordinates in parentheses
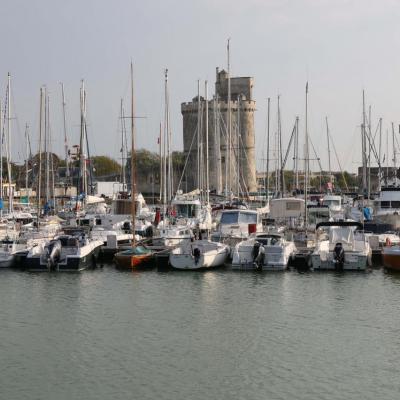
top-left (181, 68), bottom-right (257, 194)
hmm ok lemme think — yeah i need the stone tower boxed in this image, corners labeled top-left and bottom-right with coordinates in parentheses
top-left (181, 68), bottom-right (257, 195)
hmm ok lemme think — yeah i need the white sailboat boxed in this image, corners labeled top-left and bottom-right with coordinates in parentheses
top-left (170, 80), bottom-right (229, 269)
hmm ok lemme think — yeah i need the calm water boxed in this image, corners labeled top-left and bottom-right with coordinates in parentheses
top-left (1, 266), bottom-right (400, 400)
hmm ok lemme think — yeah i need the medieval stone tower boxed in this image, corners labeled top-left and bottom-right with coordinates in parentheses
top-left (181, 68), bottom-right (257, 195)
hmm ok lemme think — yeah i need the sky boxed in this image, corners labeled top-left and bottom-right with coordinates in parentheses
top-left (1, 0), bottom-right (400, 173)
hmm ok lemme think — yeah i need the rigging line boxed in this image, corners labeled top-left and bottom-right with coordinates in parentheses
top-left (10, 84), bottom-right (24, 162)
top-left (364, 121), bottom-right (381, 167)
top-left (281, 121), bottom-right (297, 170)
top-left (175, 124), bottom-right (199, 193)
top-left (328, 130), bottom-right (349, 191)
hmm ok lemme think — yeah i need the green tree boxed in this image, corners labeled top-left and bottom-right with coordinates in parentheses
top-left (91, 156), bottom-right (121, 178)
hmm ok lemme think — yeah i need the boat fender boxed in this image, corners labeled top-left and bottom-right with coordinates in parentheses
top-left (192, 247), bottom-right (201, 265)
top-left (385, 237), bottom-right (392, 247)
top-left (333, 242), bottom-right (345, 271)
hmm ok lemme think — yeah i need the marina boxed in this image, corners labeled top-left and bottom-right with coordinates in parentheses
top-left (3, 0), bottom-right (400, 398)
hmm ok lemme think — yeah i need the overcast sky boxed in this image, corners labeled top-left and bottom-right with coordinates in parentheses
top-left (1, 0), bottom-right (400, 173)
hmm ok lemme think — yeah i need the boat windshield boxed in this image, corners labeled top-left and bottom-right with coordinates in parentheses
top-left (175, 204), bottom-right (199, 218)
top-left (324, 199), bottom-right (341, 207)
top-left (220, 211), bottom-right (257, 224)
top-left (329, 227), bottom-right (354, 244)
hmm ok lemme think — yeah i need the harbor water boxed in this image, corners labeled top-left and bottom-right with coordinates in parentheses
top-left (1, 266), bottom-right (399, 400)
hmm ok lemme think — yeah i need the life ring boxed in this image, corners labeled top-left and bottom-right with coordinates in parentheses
top-left (385, 237), bottom-right (392, 247)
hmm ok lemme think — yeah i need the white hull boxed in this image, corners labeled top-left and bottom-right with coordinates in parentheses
top-left (311, 253), bottom-right (368, 271)
top-left (170, 241), bottom-right (229, 270)
top-left (0, 256), bottom-right (14, 268)
top-left (231, 234), bottom-right (296, 271)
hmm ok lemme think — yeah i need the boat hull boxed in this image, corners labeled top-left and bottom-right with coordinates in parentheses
top-left (25, 242), bottom-right (102, 272)
top-left (114, 253), bottom-right (153, 269)
top-left (170, 251), bottom-right (228, 270)
top-left (311, 253), bottom-right (369, 271)
top-left (382, 247), bottom-right (400, 271)
top-left (170, 242), bottom-right (229, 270)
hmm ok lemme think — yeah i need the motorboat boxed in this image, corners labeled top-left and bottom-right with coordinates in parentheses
top-left (231, 232), bottom-right (296, 271)
top-left (373, 185), bottom-right (400, 229)
top-left (24, 230), bottom-right (103, 271)
top-left (152, 224), bottom-right (194, 248)
top-left (322, 194), bottom-right (345, 220)
top-left (311, 221), bottom-right (371, 271)
top-left (0, 239), bottom-right (31, 268)
top-left (169, 239), bottom-right (229, 270)
top-left (382, 245), bottom-right (400, 271)
top-left (211, 209), bottom-right (262, 246)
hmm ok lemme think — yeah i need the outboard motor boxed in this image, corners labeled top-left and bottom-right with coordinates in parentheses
top-left (145, 225), bottom-right (154, 238)
top-left (192, 247), bottom-right (201, 265)
top-left (45, 240), bottom-right (62, 271)
top-left (252, 242), bottom-right (261, 261)
top-left (253, 242), bottom-right (265, 270)
top-left (333, 242), bottom-right (345, 271)
top-left (123, 221), bottom-right (132, 233)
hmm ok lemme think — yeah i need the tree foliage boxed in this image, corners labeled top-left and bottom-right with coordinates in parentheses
top-left (91, 156), bottom-right (121, 177)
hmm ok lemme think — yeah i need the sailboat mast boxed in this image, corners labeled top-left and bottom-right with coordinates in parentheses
top-left (368, 106), bottom-right (372, 199)
top-left (378, 118), bottom-right (382, 188)
top-left (392, 122), bottom-right (396, 184)
top-left (362, 90), bottom-right (367, 195)
top-left (37, 87), bottom-right (43, 223)
top-left (7, 73), bottom-right (12, 214)
top-left (236, 95), bottom-right (240, 197)
top-left (130, 62), bottom-right (136, 246)
top-left (163, 71), bottom-right (169, 205)
top-left (0, 99), bottom-right (2, 218)
top-left (276, 95), bottom-right (281, 196)
top-left (45, 93), bottom-right (50, 205)
top-left (266, 98), bottom-right (270, 204)
top-left (386, 128), bottom-right (389, 184)
top-left (325, 116), bottom-right (332, 189)
top-left (25, 124), bottom-right (29, 201)
top-left (79, 81), bottom-right (85, 199)
top-left (213, 95), bottom-right (222, 194)
top-left (304, 82), bottom-right (309, 229)
top-left (227, 38), bottom-right (232, 199)
top-left (120, 99), bottom-right (126, 191)
top-left (295, 116), bottom-right (299, 190)
top-left (60, 83), bottom-right (69, 180)
top-left (165, 69), bottom-right (173, 202)
top-left (159, 122), bottom-right (162, 202)
top-left (205, 81), bottom-right (209, 205)
top-left (197, 80), bottom-right (201, 193)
